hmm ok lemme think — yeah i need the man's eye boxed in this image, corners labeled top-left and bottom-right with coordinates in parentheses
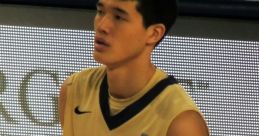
top-left (115, 15), bottom-right (125, 21)
top-left (97, 9), bottom-right (104, 15)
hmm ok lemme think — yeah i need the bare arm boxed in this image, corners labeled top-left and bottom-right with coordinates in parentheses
top-left (167, 110), bottom-right (209, 136)
top-left (58, 78), bottom-right (69, 129)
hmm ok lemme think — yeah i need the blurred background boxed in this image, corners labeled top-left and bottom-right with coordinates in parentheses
top-left (0, 0), bottom-right (258, 135)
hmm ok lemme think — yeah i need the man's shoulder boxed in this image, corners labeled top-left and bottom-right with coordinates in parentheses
top-left (157, 83), bottom-right (200, 119)
top-left (69, 65), bottom-right (106, 83)
top-left (78, 65), bottom-right (105, 75)
top-left (167, 110), bottom-right (209, 136)
top-left (63, 66), bottom-right (106, 99)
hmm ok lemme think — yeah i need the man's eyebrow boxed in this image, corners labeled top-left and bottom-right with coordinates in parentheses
top-left (96, 1), bottom-right (129, 16)
top-left (96, 2), bottom-right (103, 8)
top-left (113, 7), bottom-right (129, 16)
top-left (119, 0), bottom-right (137, 1)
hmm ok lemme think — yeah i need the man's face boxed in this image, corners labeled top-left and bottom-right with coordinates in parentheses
top-left (93, 0), bottom-right (150, 68)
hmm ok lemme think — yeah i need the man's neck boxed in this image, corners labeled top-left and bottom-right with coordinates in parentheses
top-left (106, 63), bottom-right (156, 99)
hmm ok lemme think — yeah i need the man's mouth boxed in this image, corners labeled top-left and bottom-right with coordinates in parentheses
top-left (94, 37), bottom-right (110, 52)
top-left (94, 37), bottom-right (109, 47)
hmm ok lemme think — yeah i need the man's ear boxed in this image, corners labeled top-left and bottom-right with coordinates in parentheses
top-left (146, 24), bottom-right (165, 46)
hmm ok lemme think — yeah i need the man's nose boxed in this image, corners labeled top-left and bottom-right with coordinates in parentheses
top-left (96, 15), bottom-right (112, 35)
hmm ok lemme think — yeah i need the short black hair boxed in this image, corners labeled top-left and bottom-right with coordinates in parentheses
top-left (136, 0), bottom-right (178, 43)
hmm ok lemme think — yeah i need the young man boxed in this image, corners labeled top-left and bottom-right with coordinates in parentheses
top-left (59, 0), bottom-right (209, 135)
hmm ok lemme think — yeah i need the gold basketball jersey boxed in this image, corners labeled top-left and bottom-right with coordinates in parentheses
top-left (63, 66), bottom-right (200, 136)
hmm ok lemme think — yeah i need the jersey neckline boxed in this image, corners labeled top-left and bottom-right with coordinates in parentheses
top-left (99, 74), bottom-right (178, 130)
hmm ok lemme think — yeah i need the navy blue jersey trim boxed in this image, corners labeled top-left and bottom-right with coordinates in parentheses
top-left (99, 75), bottom-right (178, 130)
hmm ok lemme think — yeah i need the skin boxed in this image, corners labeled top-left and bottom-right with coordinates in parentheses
top-left (59, 0), bottom-right (209, 135)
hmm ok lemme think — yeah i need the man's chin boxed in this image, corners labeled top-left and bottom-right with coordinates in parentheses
top-left (93, 52), bottom-right (107, 65)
